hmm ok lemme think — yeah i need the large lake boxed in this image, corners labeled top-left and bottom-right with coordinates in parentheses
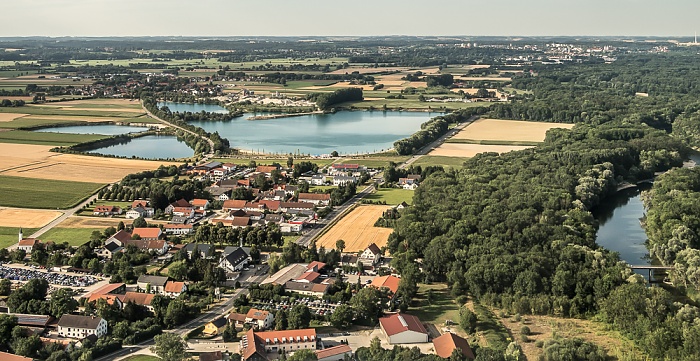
top-left (159, 102), bottom-right (230, 114)
top-left (87, 135), bottom-right (193, 159)
top-left (158, 102), bottom-right (435, 155)
top-left (35, 124), bottom-right (149, 135)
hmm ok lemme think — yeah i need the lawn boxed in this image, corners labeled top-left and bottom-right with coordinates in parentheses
top-left (363, 188), bottom-right (413, 205)
top-left (40, 228), bottom-right (97, 247)
top-left (309, 185), bottom-right (335, 192)
top-left (0, 130), bottom-right (107, 146)
top-left (0, 117), bottom-right (85, 129)
top-left (412, 283), bottom-right (463, 334)
top-left (0, 227), bottom-right (39, 249)
top-left (412, 155), bottom-right (468, 169)
top-left (0, 176), bottom-right (104, 209)
top-left (121, 356), bottom-right (160, 361)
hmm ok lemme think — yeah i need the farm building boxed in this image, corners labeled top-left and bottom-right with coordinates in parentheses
top-left (433, 332), bottom-right (475, 359)
top-left (57, 315), bottom-right (108, 339)
top-left (315, 344), bottom-right (353, 361)
top-left (379, 313), bottom-right (429, 344)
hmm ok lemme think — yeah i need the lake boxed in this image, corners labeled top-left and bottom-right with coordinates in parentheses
top-left (35, 124), bottom-right (150, 135)
top-left (87, 135), bottom-right (193, 159)
top-left (159, 101), bottom-right (229, 114)
top-left (159, 102), bottom-right (436, 155)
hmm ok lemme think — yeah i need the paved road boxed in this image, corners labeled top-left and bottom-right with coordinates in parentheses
top-left (97, 270), bottom-right (270, 361)
top-left (141, 100), bottom-right (215, 162)
top-left (399, 115), bottom-right (478, 169)
top-left (296, 184), bottom-right (375, 248)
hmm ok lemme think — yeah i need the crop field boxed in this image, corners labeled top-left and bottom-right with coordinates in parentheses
top-left (316, 205), bottom-right (393, 252)
top-left (0, 143), bottom-right (178, 183)
top-left (452, 118), bottom-right (575, 143)
top-left (0, 227), bottom-right (40, 250)
top-left (0, 113), bottom-right (29, 122)
top-left (336, 156), bottom-right (410, 168)
top-left (0, 208), bottom-right (62, 228)
top-left (0, 175), bottom-right (103, 209)
top-left (0, 130), bottom-right (106, 146)
top-left (429, 143), bottom-right (533, 158)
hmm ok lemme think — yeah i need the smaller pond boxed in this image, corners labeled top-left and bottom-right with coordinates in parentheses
top-left (87, 135), bottom-right (193, 159)
top-left (35, 124), bottom-right (149, 135)
top-left (158, 101), bottom-right (229, 114)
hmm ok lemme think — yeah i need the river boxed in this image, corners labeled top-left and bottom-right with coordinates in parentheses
top-left (158, 102), bottom-right (435, 156)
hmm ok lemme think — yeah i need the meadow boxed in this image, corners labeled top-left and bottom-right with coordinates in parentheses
top-left (363, 188), bottom-right (413, 205)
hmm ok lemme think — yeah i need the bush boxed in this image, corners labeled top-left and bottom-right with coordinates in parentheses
top-left (520, 334), bottom-right (530, 343)
top-left (455, 295), bottom-right (468, 305)
top-left (520, 326), bottom-right (531, 335)
top-left (514, 313), bottom-right (522, 322)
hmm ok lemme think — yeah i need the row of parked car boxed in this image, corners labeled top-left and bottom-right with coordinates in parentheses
top-left (0, 265), bottom-right (99, 287)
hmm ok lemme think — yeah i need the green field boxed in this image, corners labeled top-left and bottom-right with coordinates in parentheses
top-left (0, 176), bottom-right (103, 209)
top-left (0, 117), bottom-right (84, 129)
top-left (412, 283), bottom-right (462, 330)
top-left (0, 130), bottom-right (107, 146)
top-left (473, 303), bottom-right (511, 350)
top-left (309, 185), bottom-right (335, 191)
top-left (0, 107), bottom-right (144, 118)
top-left (0, 227), bottom-right (39, 249)
top-left (412, 155), bottom-right (468, 169)
top-left (336, 156), bottom-right (409, 168)
top-left (363, 188), bottom-right (413, 205)
top-left (40, 228), bottom-right (97, 247)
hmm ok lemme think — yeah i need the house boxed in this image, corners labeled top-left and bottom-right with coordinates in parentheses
top-left (330, 163), bottom-right (365, 175)
top-left (97, 241), bottom-right (123, 258)
top-left (333, 175), bottom-right (357, 186)
top-left (398, 175), bottom-right (421, 186)
top-left (203, 317), bottom-right (228, 336)
top-left (124, 240), bottom-right (169, 255)
top-left (125, 206), bottom-right (154, 219)
top-left (93, 205), bottom-right (122, 216)
top-left (199, 351), bottom-right (224, 361)
top-left (230, 217), bottom-right (251, 228)
top-left (137, 275), bottom-right (169, 294)
top-left (57, 315), bottom-right (108, 339)
top-left (433, 332), bottom-right (475, 360)
top-left (17, 238), bottom-right (41, 253)
top-left (222, 163), bottom-right (236, 171)
top-left (119, 292), bottom-right (155, 312)
top-left (379, 313), bottom-right (429, 344)
top-left (245, 308), bottom-right (274, 330)
top-left (396, 201), bottom-right (409, 210)
top-left (310, 174), bottom-right (326, 186)
top-left (315, 344), bottom-right (353, 361)
top-left (228, 312), bottom-right (247, 330)
top-left (131, 227), bottom-right (162, 241)
top-left (191, 199), bottom-right (210, 211)
top-left (219, 246), bottom-right (251, 273)
top-left (295, 271), bottom-right (320, 283)
top-left (402, 183), bottom-right (419, 190)
top-left (184, 243), bottom-right (214, 259)
top-left (223, 199), bottom-right (248, 212)
top-left (132, 200), bottom-right (149, 209)
top-left (256, 165), bottom-right (279, 175)
top-left (0, 351), bottom-right (33, 361)
top-left (205, 186), bottom-right (231, 201)
top-left (370, 275), bottom-right (401, 295)
top-left (258, 200), bottom-right (281, 212)
top-left (83, 283), bottom-right (126, 300)
top-left (172, 206), bottom-right (195, 219)
top-left (171, 216), bottom-right (190, 225)
top-left (163, 281), bottom-right (187, 297)
top-left (359, 243), bottom-right (382, 266)
top-left (87, 294), bottom-right (123, 308)
top-left (10, 313), bottom-right (55, 330)
top-left (264, 214), bottom-right (283, 225)
top-left (106, 230), bottom-right (132, 247)
top-left (280, 223), bottom-right (302, 233)
top-left (284, 281), bottom-right (329, 297)
top-left (165, 199), bottom-right (193, 215)
top-left (279, 202), bottom-right (314, 213)
top-left (164, 224), bottom-right (193, 236)
top-left (298, 193), bottom-right (331, 206)
top-left (240, 328), bottom-right (317, 359)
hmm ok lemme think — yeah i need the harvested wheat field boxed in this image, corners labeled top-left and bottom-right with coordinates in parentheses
top-left (430, 143), bottom-right (532, 158)
top-left (317, 205), bottom-right (393, 253)
top-left (0, 113), bottom-right (28, 122)
top-left (0, 143), bottom-right (179, 183)
top-left (60, 107), bottom-right (145, 113)
top-left (0, 208), bottom-right (62, 228)
top-left (327, 67), bottom-right (409, 75)
top-left (455, 119), bottom-right (575, 142)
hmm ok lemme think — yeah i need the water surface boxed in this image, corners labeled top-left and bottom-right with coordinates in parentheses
top-left (87, 135), bottom-right (193, 159)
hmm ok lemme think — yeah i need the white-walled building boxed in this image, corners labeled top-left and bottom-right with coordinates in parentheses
top-left (57, 315), bottom-right (108, 339)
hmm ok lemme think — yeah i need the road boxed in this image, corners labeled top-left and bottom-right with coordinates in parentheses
top-left (399, 115), bottom-right (478, 169)
top-left (96, 269), bottom-right (270, 361)
top-left (141, 100), bottom-right (216, 162)
top-left (296, 184), bottom-right (375, 248)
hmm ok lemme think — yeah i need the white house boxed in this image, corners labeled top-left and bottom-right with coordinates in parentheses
top-left (137, 275), bottom-right (168, 294)
top-left (57, 315), bottom-right (108, 339)
top-left (164, 224), bottom-right (193, 235)
top-left (359, 243), bottom-right (382, 266)
top-left (311, 174), bottom-right (326, 185)
top-left (245, 308), bottom-right (274, 330)
top-left (126, 206), bottom-right (154, 219)
top-left (332, 175), bottom-right (357, 186)
top-left (218, 246), bottom-right (251, 273)
top-left (163, 281), bottom-right (188, 297)
top-left (379, 313), bottom-right (429, 344)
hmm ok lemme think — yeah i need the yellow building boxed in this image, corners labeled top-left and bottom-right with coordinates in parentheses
top-left (203, 317), bottom-right (228, 336)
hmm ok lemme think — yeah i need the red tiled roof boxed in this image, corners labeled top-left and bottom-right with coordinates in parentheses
top-left (298, 193), bottom-right (331, 201)
top-left (0, 351), bottom-right (35, 361)
top-left (371, 275), bottom-right (400, 294)
top-left (315, 344), bottom-right (352, 360)
top-left (18, 238), bottom-right (40, 246)
top-left (191, 199), bottom-right (209, 207)
top-left (307, 261), bottom-right (326, 272)
top-left (164, 281), bottom-right (186, 293)
top-left (255, 328), bottom-right (316, 344)
top-left (94, 205), bottom-right (119, 212)
top-left (131, 227), bottom-right (162, 239)
top-left (256, 165), bottom-right (278, 173)
top-left (228, 312), bottom-right (247, 323)
top-left (171, 199), bottom-right (192, 208)
top-left (110, 229), bottom-right (132, 243)
top-left (119, 292), bottom-right (154, 306)
top-left (86, 283), bottom-right (125, 297)
top-left (172, 206), bottom-right (193, 213)
top-left (379, 313), bottom-right (427, 337)
top-left (88, 294), bottom-right (121, 306)
top-left (164, 224), bottom-right (193, 229)
top-left (230, 217), bottom-right (250, 227)
top-left (223, 200), bottom-right (247, 209)
top-left (246, 308), bottom-right (270, 321)
top-left (132, 200), bottom-right (149, 208)
top-left (433, 332), bottom-right (475, 359)
top-left (258, 200), bottom-right (281, 211)
top-left (296, 271), bottom-right (320, 283)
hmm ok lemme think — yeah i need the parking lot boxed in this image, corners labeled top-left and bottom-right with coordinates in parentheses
top-left (0, 264), bottom-right (99, 288)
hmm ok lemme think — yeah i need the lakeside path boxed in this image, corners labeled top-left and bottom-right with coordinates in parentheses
top-left (141, 100), bottom-right (216, 161)
top-left (400, 115), bottom-right (478, 169)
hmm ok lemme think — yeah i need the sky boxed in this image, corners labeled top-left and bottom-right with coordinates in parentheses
top-left (2, 0), bottom-right (699, 38)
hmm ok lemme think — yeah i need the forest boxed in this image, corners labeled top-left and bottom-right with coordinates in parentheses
top-left (387, 52), bottom-right (700, 360)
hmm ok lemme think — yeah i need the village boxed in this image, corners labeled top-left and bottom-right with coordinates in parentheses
top-left (0, 157), bottom-right (477, 361)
